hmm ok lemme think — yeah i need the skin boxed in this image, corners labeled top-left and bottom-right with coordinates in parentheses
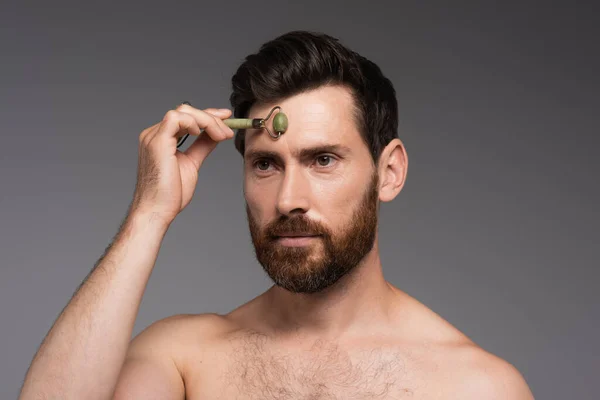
top-left (120, 85), bottom-right (533, 398)
top-left (19, 85), bottom-right (535, 399)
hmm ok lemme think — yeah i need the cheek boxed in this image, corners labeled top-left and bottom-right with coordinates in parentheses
top-left (244, 180), bottom-right (275, 221)
top-left (244, 173), bottom-right (261, 204)
top-left (313, 175), bottom-right (363, 226)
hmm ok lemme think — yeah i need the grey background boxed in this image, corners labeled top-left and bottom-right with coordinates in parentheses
top-left (1, 1), bottom-right (598, 399)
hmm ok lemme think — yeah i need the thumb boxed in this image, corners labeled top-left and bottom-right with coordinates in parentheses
top-left (204, 108), bottom-right (233, 119)
top-left (182, 128), bottom-right (219, 170)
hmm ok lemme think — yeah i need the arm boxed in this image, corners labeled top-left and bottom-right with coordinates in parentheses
top-left (19, 212), bottom-right (171, 400)
top-left (481, 359), bottom-right (535, 399)
top-left (112, 316), bottom-right (187, 400)
top-left (113, 312), bottom-right (228, 400)
top-left (18, 104), bottom-right (234, 400)
top-left (460, 348), bottom-right (535, 400)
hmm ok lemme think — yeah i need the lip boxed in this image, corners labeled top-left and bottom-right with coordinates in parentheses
top-left (275, 232), bottom-right (319, 237)
top-left (276, 234), bottom-right (318, 237)
top-left (274, 235), bottom-right (320, 246)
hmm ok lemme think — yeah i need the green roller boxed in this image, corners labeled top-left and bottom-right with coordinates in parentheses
top-left (223, 118), bottom-right (255, 130)
top-left (223, 106), bottom-right (288, 139)
top-left (273, 112), bottom-right (288, 134)
top-left (176, 105), bottom-right (288, 148)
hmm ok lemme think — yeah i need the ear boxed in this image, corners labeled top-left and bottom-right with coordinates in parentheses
top-left (377, 138), bottom-right (408, 202)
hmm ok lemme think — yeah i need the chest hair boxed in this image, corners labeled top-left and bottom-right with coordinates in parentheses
top-left (222, 331), bottom-right (417, 400)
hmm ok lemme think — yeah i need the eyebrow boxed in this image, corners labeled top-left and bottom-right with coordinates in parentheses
top-left (245, 144), bottom-right (352, 163)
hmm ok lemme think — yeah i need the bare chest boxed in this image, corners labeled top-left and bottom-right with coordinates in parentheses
top-left (184, 334), bottom-right (435, 399)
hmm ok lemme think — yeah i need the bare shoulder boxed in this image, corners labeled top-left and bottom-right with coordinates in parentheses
top-left (131, 313), bottom-right (230, 342)
top-left (134, 313), bottom-right (233, 338)
top-left (391, 289), bottom-right (534, 399)
top-left (444, 344), bottom-right (535, 399)
top-left (113, 313), bottom-right (235, 399)
top-left (127, 313), bottom-right (236, 365)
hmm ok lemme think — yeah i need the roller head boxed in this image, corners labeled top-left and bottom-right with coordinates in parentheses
top-left (273, 111), bottom-right (288, 134)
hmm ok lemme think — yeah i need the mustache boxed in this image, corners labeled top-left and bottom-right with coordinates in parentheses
top-left (265, 215), bottom-right (326, 237)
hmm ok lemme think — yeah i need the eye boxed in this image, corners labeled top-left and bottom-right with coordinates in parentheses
top-left (315, 155), bottom-right (336, 167)
top-left (253, 158), bottom-right (273, 171)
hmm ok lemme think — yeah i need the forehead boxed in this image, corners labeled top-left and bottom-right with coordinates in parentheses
top-left (244, 85), bottom-right (362, 154)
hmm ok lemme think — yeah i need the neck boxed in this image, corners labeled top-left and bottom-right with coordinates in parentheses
top-left (260, 240), bottom-right (396, 340)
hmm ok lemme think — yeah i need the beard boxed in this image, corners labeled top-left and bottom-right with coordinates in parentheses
top-left (246, 171), bottom-right (379, 294)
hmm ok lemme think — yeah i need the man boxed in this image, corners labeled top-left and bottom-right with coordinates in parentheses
top-left (19, 31), bottom-right (534, 399)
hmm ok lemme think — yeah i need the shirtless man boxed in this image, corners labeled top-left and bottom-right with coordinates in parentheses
top-left (19, 31), bottom-right (534, 399)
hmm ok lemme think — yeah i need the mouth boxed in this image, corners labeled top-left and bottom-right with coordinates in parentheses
top-left (276, 234), bottom-right (320, 238)
top-left (273, 234), bottom-right (321, 246)
top-left (273, 231), bottom-right (321, 237)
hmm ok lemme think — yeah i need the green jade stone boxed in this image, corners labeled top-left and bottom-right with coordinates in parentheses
top-left (222, 111), bottom-right (287, 135)
top-left (273, 112), bottom-right (288, 134)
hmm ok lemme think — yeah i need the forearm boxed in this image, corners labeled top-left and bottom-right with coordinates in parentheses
top-left (19, 211), bottom-right (170, 400)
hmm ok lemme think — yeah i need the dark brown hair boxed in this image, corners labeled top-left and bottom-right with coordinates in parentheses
top-left (230, 30), bottom-right (399, 164)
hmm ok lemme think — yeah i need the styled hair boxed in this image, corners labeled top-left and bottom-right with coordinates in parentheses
top-left (229, 30), bottom-right (399, 164)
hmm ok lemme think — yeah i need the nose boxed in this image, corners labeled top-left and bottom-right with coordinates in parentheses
top-left (276, 166), bottom-right (310, 216)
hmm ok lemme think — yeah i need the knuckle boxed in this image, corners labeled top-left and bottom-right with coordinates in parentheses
top-left (139, 128), bottom-right (151, 143)
top-left (163, 109), bottom-right (179, 122)
top-left (145, 135), bottom-right (160, 150)
top-left (210, 129), bottom-right (223, 140)
top-left (211, 115), bottom-right (224, 130)
top-left (140, 135), bottom-right (151, 148)
top-left (139, 136), bottom-right (148, 147)
top-left (211, 129), bottom-right (226, 141)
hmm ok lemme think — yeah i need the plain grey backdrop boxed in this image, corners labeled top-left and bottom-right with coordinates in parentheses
top-left (1, 1), bottom-right (598, 398)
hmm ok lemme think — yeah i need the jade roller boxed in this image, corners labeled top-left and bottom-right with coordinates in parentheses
top-left (176, 103), bottom-right (289, 149)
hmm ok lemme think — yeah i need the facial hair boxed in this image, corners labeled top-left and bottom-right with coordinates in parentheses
top-left (246, 171), bottom-right (379, 294)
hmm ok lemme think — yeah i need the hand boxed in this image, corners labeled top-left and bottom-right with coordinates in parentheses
top-left (128, 103), bottom-right (234, 226)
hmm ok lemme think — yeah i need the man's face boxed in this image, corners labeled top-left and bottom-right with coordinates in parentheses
top-left (243, 85), bottom-right (379, 293)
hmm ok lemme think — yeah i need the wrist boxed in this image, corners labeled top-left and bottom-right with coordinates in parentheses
top-left (126, 210), bottom-right (173, 233)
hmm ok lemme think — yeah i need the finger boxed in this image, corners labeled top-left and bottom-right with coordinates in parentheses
top-left (178, 109), bottom-right (234, 168)
top-left (179, 107), bottom-right (232, 138)
top-left (151, 111), bottom-right (202, 147)
top-left (177, 104), bottom-right (232, 127)
top-left (138, 121), bottom-right (161, 144)
top-left (177, 103), bottom-right (231, 118)
top-left (199, 108), bottom-right (234, 139)
top-left (149, 111), bottom-right (196, 148)
top-left (198, 107), bottom-right (232, 117)
top-left (175, 105), bottom-right (233, 141)
top-left (182, 127), bottom-right (219, 169)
